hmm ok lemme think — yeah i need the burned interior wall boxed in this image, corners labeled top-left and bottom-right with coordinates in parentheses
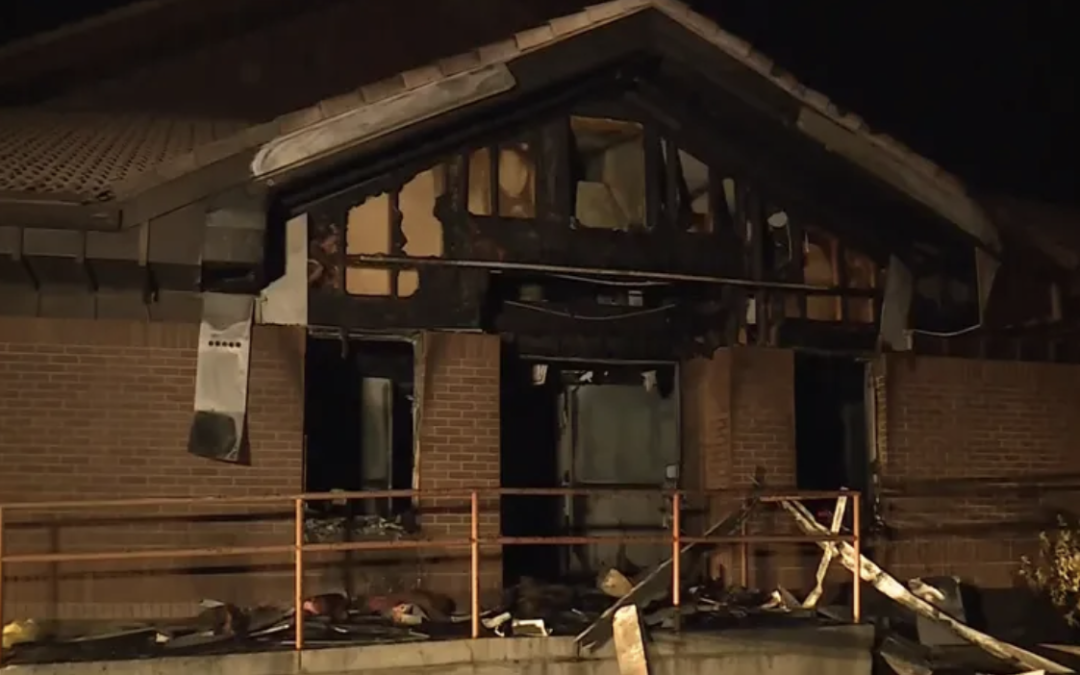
top-left (680, 347), bottom-right (807, 591)
top-left (415, 331), bottom-right (501, 604)
top-left (877, 355), bottom-right (1080, 589)
top-left (0, 316), bottom-right (305, 621)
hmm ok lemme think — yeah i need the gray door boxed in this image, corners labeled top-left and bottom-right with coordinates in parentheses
top-left (560, 382), bottom-right (679, 573)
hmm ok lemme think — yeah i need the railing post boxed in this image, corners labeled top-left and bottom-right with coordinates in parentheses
top-left (470, 490), bottom-right (480, 640)
top-left (294, 497), bottom-right (304, 651)
top-left (671, 491), bottom-right (681, 632)
top-left (852, 492), bottom-right (862, 624)
top-left (740, 518), bottom-right (749, 586)
top-left (0, 505), bottom-right (5, 666)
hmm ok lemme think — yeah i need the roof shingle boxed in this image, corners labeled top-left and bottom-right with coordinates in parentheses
top-left (0, 109), bottom-right (246, 200)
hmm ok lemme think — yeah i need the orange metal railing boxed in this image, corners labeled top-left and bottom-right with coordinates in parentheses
top-left (0, 488), bottom-right (860, 662)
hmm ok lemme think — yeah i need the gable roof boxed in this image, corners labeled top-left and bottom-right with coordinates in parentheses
top-left (0, 0), bottom-right (999, 251)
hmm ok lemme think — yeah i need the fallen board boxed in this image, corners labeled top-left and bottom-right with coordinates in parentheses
top-left (781, 499), bottom-right (1072, 675)
top-left (613, 605), bottom-right (651, 675)
top-left (576, 495), bottom-right (760, 651)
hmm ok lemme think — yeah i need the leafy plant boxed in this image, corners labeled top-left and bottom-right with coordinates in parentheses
top-left (1020, 514), bottom-right (1080, 626)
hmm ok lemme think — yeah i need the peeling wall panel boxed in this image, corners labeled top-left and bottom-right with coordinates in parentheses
top-left (257, 213), bottom-right (307, 326)
top-left (188, 292), bottom-right (255, 462)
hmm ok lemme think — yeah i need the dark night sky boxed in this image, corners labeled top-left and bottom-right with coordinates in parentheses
top-left (2, 0), bottom-right (1077, 204)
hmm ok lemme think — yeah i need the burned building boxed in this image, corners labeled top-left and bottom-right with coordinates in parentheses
top-left (0, 0), bottom-right (1077, 629)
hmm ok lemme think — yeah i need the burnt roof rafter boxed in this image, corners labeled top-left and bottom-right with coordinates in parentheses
top-left (271, 32), bottom-right (970, 276)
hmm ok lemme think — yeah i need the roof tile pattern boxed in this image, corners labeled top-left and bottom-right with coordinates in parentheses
top-left (0, 109), bottom-right (246, 199)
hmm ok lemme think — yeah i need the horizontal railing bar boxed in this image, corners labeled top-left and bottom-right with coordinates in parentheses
top-left (2, 544), bottom-right (294, 565)
top-left (0, 488), bottom-right (858, 512)
top-left (2, 532), bottom-right (850, 565)
top-left (302, 539), bottom-right (471, 553)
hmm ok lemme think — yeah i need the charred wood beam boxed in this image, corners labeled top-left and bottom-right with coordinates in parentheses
top-left (537, 119), bottom-right (573, 225)
top-left (745, 187), bottom-right (768, 345)
top-left (345, 252), bottom-right (880, 297)
top-left (788, 217), bottom-right (808, 319)
top-left (776, 319), bottom-right (878, 353)
top-left (457, 214), bottom-right (743, 279)
top-left (644, 126), bottom-right (663, 230)
top-left (277, 46), bottom-right (645, 217)
top-left (626, 75), bottom-right (964, 274)
top-left (510, 332), bottom-right (685, 362)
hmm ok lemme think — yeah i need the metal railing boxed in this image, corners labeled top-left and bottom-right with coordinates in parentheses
top-left (0, 488), bottom-right (861, 662)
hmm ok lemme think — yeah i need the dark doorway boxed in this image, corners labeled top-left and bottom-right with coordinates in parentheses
top-left (794, 353), bottom-right (869, 511)
top-left (304, 336), bottom-right (415, 518)
top-left (500, 347), bottom-right (561, 585)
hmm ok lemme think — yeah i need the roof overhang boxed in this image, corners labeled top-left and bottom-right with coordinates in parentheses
top-left (3, 0), bottom-right (1000, 262)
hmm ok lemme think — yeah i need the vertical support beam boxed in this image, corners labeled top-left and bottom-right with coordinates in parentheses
top-left (740, 518), bottom-right (749, 586)
top-left (537, 120), bottom-right (572, 225)
top-left (707, 171), bottom-right (733, 238)
top-left (852, 492), bottom-right (862, 624)
top-left (0, 505), bottom-right (5, 667)
top-left (447, 154), bottom-right (469, 215)
top-left (470, 490), bottom-right (480, 639)
top-left (663, 138), bottom-right (680, 232)
top-left (835, 242), bottom-right (849, 322)
top-left (747, 189), bottom-right (768, 346)
top-left (389, 189), bottom-right (403, 298)
top-left (644, 125), bottom-right (663, 231)
top-left (671, 491), bottom-right (681, 632)
top-left (487, 144), bottom-right (500, 217)
top-left (789, 218), bottom-right (807, 319)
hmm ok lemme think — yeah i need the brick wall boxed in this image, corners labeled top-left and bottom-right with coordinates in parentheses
top-left (878, 355), bottom-right (1080, 589)
top-left (0, 317), bottom-right (304, 620)
top-left (416, 332), bottom-right (501, 604)
top-left (681, 347), bottom-right (805, 590)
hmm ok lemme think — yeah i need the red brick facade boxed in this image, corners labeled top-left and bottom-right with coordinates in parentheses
top-left (415, 332), bottom-right (501, 603)
top-left (876, 355), bottom-right (1080, 588)
top-left (0, 317), bottom-right (304, 620)
top-left (0, 321), bottom-right (501, 619)
top-left (4, 315), bottom-right (1077, 619)
top-left (681, 347), bottom-right (805, 590)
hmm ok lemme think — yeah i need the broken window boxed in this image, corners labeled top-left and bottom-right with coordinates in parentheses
top-left (660, 145), bottom-right (713, 234)
top-left (467, 141), bottom-right (537, 218)
top-left (788, 227), bottom-right (879, 322)
top-left (844, 248), bottom-right (878, 323)
top-left (398, 167), bottom-right (447, 296)
top-left (343, 166), bottom-right (446, 298)
top-left (570, 116), bottom-right (646, 230)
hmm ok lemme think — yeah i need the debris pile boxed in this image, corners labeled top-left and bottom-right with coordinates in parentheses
top-left (302, 511), bottom-right (413, 544)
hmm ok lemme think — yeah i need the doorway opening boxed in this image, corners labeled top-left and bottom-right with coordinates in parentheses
top-left (794, 352), bottom-right (869, 521)
top-left (304, 336), bottom-right (415, 519)
top-left (500, 346), bottom-right (562, 585)
top-left (500, 350), bottom-right (680, 586)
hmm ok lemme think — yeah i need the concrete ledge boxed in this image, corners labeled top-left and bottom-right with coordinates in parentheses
top-left (3, 625), bottom-right (873, 675)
